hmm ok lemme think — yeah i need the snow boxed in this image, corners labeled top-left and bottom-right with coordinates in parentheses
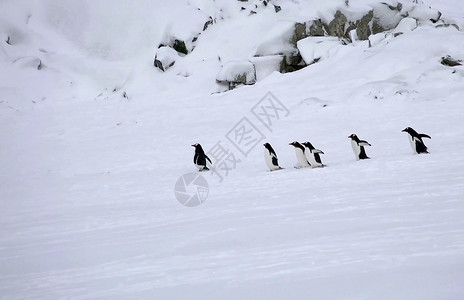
top-left (250, 55), bottom-right (282, 81)
top-left (254, 21), bottom-right (297, 57)
top-left (1, 0), bottom-right (464, 299)
top-left (393, 17), bottom-right (418, 34)
top-left (216, 60), bottom-right (256, 84)
top-left (154, 46), bottom-right (179, 71)
top-left (297, 37), bottom-right (342, 64)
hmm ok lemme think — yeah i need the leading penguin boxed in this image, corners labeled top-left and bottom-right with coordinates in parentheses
top-left (402, 127), bottom-right (431, 154)
top-left (192, 143), bottom-right (212, 171)
top-left (348, 134), bottom-right (371, 160)
top-left (302, 141), bottom-right (325, 168)
top-left (263, 143), bottom-right (283, 171)
top-left (289, 141), bottom-right (311, 168)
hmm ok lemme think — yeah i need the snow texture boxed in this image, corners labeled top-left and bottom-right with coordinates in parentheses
top-left (1, 0), bottom-right (464, 299)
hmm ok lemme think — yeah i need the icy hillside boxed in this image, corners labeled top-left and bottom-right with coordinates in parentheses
top-left (1, 0), bottom-right (464, 299)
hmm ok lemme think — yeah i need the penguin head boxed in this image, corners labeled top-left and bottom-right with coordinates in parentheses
top-left (348, 134), bottom-right (357, 140)
top-left (302, 141), bottom-right (314, 149)
top-left (289, 141), bottom-right (304, 150)
top-left (191, 143), bottom-right (203, 151)
top-left (263, 143), bottom-right (272, 150)
top-left (402, 127), bottom-right (414, 134)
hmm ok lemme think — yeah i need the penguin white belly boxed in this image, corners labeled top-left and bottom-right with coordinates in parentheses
top-left (295, 148), bottom-right (310, 168)
top-left (351, 140), bottom-right (361, 160)
top-left (410, 136), bottom-right (420, 154)
top-left (309, 151), bottom-right (323, 168)
top-left (264, 149), bottom-right (279, 171)
top-left (304, 148), bottom-right (320, 168)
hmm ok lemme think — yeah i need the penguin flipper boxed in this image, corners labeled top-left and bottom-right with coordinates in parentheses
top-left (205, 155), bottom-right (212, 164)
top-left (358, 140), bottom-right (371, 147)
top-left (271, 156), bottom-right (279, 167)
top-left (419, 134), bottom-right (431, 139)
top-left (313, 149), bottom-right (324, 154)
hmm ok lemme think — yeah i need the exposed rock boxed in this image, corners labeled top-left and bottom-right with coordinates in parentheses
top-left (290, 23), bottom-right (307, 45)
top-left (324, 10), bottom-right (348, 38)
top-left (356, 10), bottom-right (373, 40)
top-left (172, 39), bottom-right (188, 55)
top-left (203, 17), bottom-right (214, 31)
top-left (441, 55), bottom-right (462, 67)
top-left (280, 51), bottom-right (305, 73)
top-left (274, 5), bottom-right (281, 13)
top-left (307, 19), bottom-right (325, 37)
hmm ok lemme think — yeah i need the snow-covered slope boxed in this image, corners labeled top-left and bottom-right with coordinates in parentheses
top-left (1, 0), bottom-right (464, 299)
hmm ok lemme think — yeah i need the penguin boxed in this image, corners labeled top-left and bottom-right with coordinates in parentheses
top-left (348, 134), bottom-right (371, 160)
top-left (402, 127), bottom-right (431, 154)
top-left (263, 143), bottom-right (283, 171)
top-left (302, 141), bottom-right (325, 168)
top-left (192, 143), bottom-right (212, 171)
top-left (289, 141), bottom-right (311, 168)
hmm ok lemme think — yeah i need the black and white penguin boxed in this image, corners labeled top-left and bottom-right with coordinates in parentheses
top-left (192, 143), bottom-right (212, 171)
top-left (402, 127), bottom-right (431, 154)
top-left (348, 134), bottom-right (371, 160)
top-left (302, 141), bottom-right (325, 168)
top-left (289, 141), bottom-right (311, 168)
top-left (263, 143), bottom-right (283, 171)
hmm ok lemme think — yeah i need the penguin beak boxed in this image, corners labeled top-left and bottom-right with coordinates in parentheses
top-left (191, 144), bottom-right (195, 147)
top-left (401, 129), bottom-right (406, 132)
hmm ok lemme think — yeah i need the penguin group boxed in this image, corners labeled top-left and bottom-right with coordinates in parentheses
top-left (192, 127), bottom-right (431, 172)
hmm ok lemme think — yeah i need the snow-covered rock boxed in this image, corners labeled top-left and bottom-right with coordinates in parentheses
top-left (408, 5), bottom-right (442, 23)
top-left (250, 55), bottom-right (282, 81)
top-left (297, 37), bottom-right (342, 64)
top-left (158, 4), bottom-right (212, 54)
top-left (393, 17), bottom-right (417, 35)
top-left (368, 32), bottom-right (389, 47)
top-left (371, 2), bottom-right (405, 34)
top-left (154, 46), bottom-right (178, 72)
top-left (216, 60), bottom-right (256, 90)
